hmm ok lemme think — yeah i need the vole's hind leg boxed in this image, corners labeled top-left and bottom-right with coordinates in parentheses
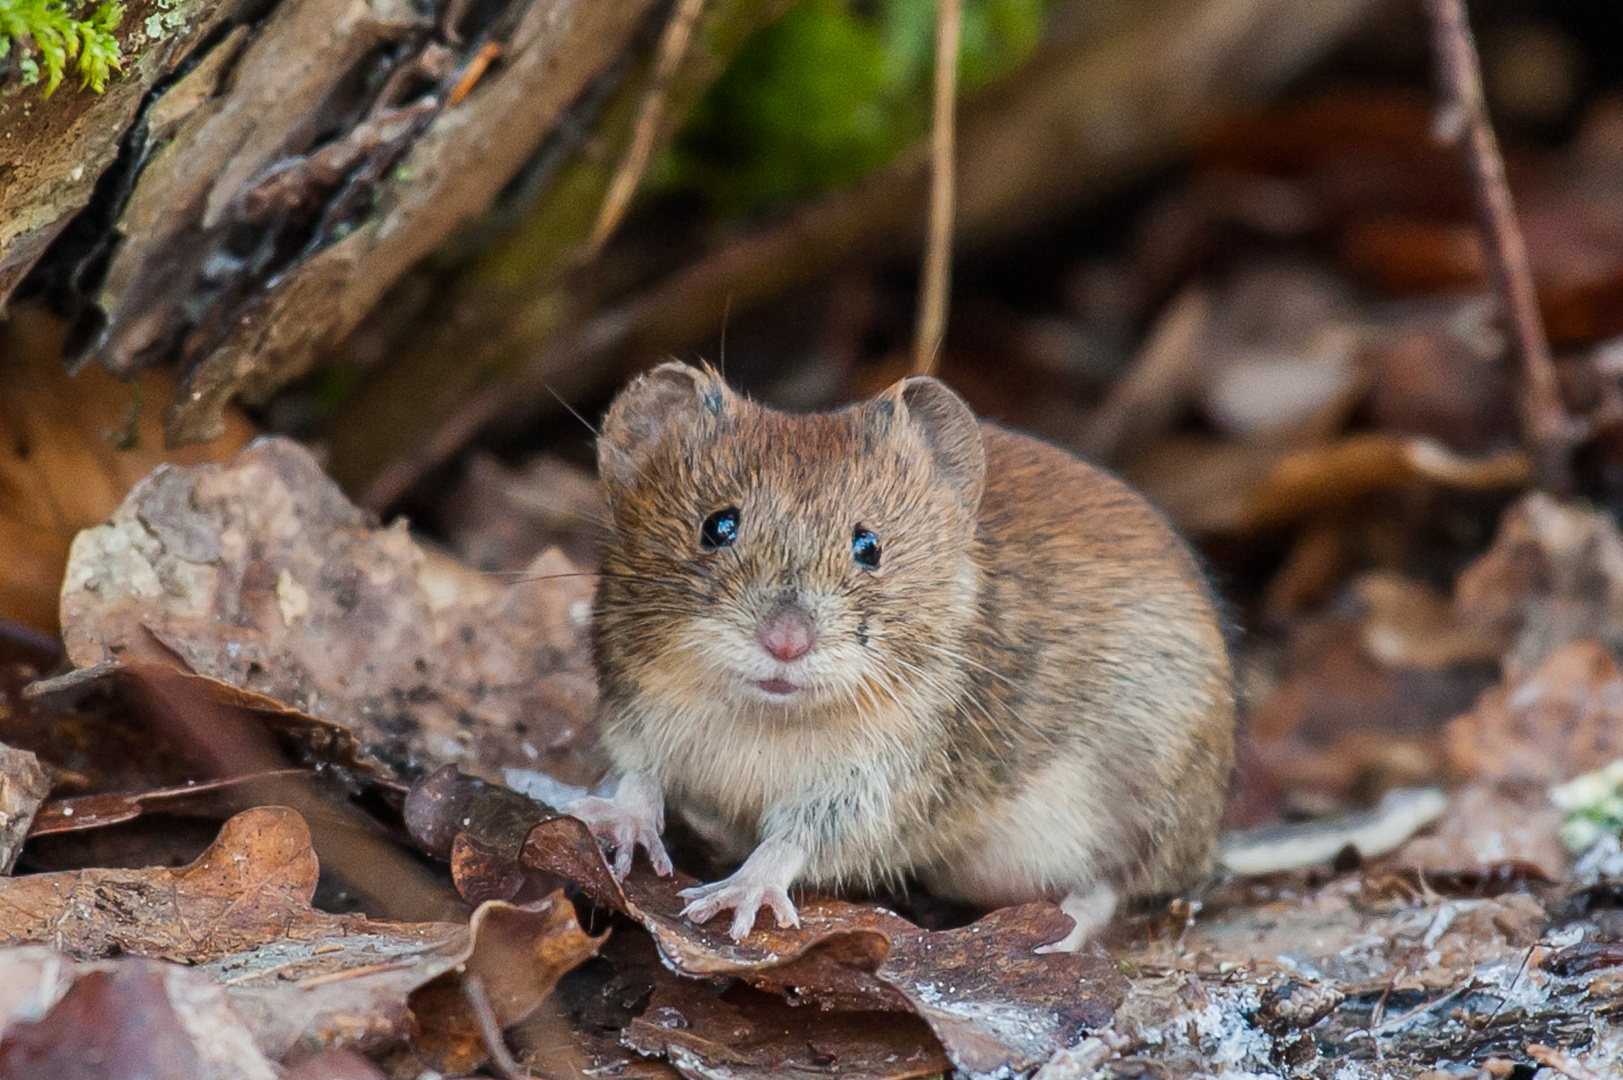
top-left (1035, 883), bottom-right (1118, 954)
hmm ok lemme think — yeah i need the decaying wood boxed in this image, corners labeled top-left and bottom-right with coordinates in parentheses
top-left (0, 0), bottom-right (239, 304)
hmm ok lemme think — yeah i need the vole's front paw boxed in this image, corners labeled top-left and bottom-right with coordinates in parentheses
top-left (679, 873), bottom-right (800, 941)
top-left (563, 795), bottom-right (673, 879)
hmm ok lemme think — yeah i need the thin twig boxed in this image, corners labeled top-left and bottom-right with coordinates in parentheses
top-left (586, 0), bottom-right (707, 254)
top-left (1423, 0), bottom-right (1573, 492)
top-left (911, 0), bottom-right (961, 376)
top-left (465, 973), bottom-right (526, 1079)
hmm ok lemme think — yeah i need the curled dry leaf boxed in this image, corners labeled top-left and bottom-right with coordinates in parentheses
top-left (59, 437), bottom-right (602, 786)
top-left (620, 940), bottom-right (951, 1080)
top-left (1446, 639), bottom-right (1623, 786)
top-left (405, 767), bottom-right (1126, 1080)
top-left (0, 805), bottom-right (355, 961)
top-left (0, 806), bottom-right (600, 1063)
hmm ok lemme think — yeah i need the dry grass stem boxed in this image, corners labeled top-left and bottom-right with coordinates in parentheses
top-left (912, 0), bottom-right (961, 376)
top-left (587, 0), bottom-right (708, 254)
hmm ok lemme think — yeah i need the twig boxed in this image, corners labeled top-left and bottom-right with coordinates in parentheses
top-left (586, 0), bottom-right (707, 254)
top-left (465, 973), bottom-right (526, 1079)
top-left (1422, 0), bottom-right (1573, 492)
top-left (911, 0), bottom-right (961, 376)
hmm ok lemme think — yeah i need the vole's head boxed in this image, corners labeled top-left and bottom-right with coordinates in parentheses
top-left (593, 362), bottom-right (985, 724)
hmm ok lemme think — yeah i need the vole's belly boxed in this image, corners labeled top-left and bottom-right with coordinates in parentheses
top-left (671, 792), bottom-right (761, 862)
top-left (913, 755), bottom-right (1125, 906)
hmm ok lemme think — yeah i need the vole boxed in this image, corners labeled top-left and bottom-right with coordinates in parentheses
top-left (566, 362), bottom-right (1234, 949)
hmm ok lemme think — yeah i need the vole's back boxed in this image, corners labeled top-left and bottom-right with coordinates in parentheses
top-left (917, 426), bottom-right (1234, 905)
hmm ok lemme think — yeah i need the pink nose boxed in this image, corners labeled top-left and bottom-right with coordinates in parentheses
top-left (758, 607), bottom-right (815, 662)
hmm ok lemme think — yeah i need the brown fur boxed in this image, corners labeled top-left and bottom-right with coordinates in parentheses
top-left (592, 363), bottom-right (1234, 906)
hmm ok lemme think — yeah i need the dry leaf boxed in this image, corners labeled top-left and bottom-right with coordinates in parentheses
top-left (0, 955), bottom-right (278, 1080)
top-left (405, 767), bottom-right (1126, 1080)
top-left (59, 437), bottom-right (602, 787)
top-left (0, 307), bottom-right (253, 634)
top-left (1446, 639), bottom-right (1623, 785)
top-left (1455, 493), bottom-right (1623, 678)
top-left (0, 741), bottom-right (49, 873)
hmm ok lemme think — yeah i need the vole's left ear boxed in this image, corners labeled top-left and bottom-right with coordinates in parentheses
top-left (877, 376), bottom-right (986, 510)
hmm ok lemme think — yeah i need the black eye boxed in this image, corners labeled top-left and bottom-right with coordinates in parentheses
top-left (851, 527), bottom-right (881, 570)
top-left (701, 507), bottom-right (740, 551)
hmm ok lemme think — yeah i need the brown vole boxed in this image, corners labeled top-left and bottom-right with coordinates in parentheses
top-left (566, 362), bottom-right (1234, 948)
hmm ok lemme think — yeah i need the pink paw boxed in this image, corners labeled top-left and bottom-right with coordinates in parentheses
top-left (679, 874), bottom-right (800, 941)
top-left (564, 795), bottom-right (673, 879)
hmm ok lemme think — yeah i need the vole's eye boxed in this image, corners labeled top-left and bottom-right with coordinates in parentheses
top-left (851, 527), bottom-right (881, 570)
top-left (700, 507), bottom-right (740, 551)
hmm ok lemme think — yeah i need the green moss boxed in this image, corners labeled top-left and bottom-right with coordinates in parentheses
top-left (1, 0), bottom-right (123, 97)
top-left (666, 0), bottom-right (1046, 214)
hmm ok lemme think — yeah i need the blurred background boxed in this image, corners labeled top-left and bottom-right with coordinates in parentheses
top-left (4, 0), bottom-right (1623, 834)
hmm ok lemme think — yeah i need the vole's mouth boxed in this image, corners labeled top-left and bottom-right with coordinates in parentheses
top-left (753, 677), bottom-right (799, 697)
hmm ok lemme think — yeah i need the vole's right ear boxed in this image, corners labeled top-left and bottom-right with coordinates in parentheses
top-left (598, 362), bottom-right (732, 490)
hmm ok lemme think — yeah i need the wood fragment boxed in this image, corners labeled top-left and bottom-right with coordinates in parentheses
top-left (1423, 0), bottom-right (1575, 492)
top-left (448, 41), bottom-right (504, 108)
top-left (912, 0), bottom-right (961, 377)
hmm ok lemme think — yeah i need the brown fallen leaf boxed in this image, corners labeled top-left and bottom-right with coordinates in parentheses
top-left (0, 953), bottom-right (278, 1080)
top-left (1243, 615), bottom-right (1493, 802)
top-left (0, 307), bottom-right (253, 635)
top-left (1355, 571), bottom-right (1505, 671)
top-left (2, 806), bottom-right (600, 1063)
top-left (26, 770), bottom-right (355, 839)
top-left (618, 934), bottom-right (951, 1080)
top-left (0, 807), bottom-right (470, 979)
top-left (1392, 784), bottom-right (1568, 881)
top-left (0, 659), bottom-right (205, 803)
top-left (404, 767), bottom-right (1126, 1079)
top-left (1454, 493), bottom-right (1623, 678)
top-left (1446, 639), bottom-right (1623, 786)
top-left (59, 437), bottom-right (602, 787)
top-left (0, 741), bottom-right (49, 873)
top-left (393, 895), bottom-right (603, 1075)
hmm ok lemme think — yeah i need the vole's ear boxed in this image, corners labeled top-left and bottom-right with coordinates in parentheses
top-left (599, 362), bottom-right (732, 490)
top-left (878, 376), bottom-right (986, 510)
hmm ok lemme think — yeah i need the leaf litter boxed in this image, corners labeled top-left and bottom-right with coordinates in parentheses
top-left (5, 417), bottom-right (1623, 1077)
top-left (11, 23), bottom-right (1623, 1077)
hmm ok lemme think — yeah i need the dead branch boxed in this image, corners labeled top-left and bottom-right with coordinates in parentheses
top-left (1423, 0), bottom-right (1575, 493)
top-left (912, 0), bottom-right (961, 377)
